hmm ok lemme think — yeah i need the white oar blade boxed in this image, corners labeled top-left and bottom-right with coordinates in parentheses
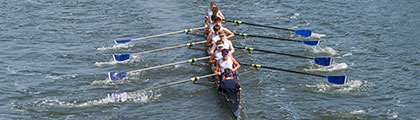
top-left (108, 72), bottom-right (127, 81)
top-left (327, 75), bottom-right (347, 85)
top-left (107, 92), bottom-right (128, 103)
top-left (313, 57), bottom-right (333, 66)
top-left (114, 39), bottom-right (131, 44)
top-left (294, 30), bottom-right (311, 37)
top-left (302, 40), bottom-right (320, 46)
top-left (113, 54), bottom-right (131, 61)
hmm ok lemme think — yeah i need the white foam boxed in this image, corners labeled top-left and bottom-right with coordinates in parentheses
top-left (305, 62), bottom-right (348, 72)
top-left (28, 91), bottom-right (160, 109)
top-left (94, 59), bottom-right (132, 66)
top-left (7, 65), bottom-right (18, 74)
top-left (305, 80), bottom-right (363, 92)
top-left (97, 44), bottom-right (134, 51)
top-left (306, 45), bottom-right (338, 55)
top-left (350, 110), bottom-right (365, 114)
top-left (309, 32), bottom-right (326, 39)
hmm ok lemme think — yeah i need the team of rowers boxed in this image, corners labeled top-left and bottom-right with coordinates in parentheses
top-left (205, 1), bottom-right (241, 95)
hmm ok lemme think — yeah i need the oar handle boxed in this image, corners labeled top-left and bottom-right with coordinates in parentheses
top-left (240, 63), bottom-right (326, 78)
top-left (235, 33), bottom-right (302, 43)
top-left (225, 20), bottom-right (293, 31)
top-left (127, 73), bottom-right (217, 94)
top-left (234, 46), bottom-right (311, 59)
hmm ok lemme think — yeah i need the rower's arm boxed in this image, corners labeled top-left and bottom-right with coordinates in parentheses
top-left (231, 57), bottom-right (241, 72)
top-left (224, 28), bottom-right (235, 39)
top-left (206, 30), bottom-right (213, 47)
top-left (228, 41), bottom-right (235, 55)
top-left (209, 50), bottom-right (216, 64)
top-left (218, 10), bottom-right (225, 20)
top-left (214, 60), bottom-right (221, 75)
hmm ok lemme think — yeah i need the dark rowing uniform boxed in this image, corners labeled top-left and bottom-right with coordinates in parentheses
top-left (218, 79), bottom-right (241, 94)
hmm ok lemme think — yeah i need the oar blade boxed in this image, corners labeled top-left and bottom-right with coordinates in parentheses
top-left (302, 40), bottom-right (320, 46)
top-left (327, 75), bottom-right (347, 85)
top-left (113, 54), bottom-right (131, 61)
top-left (114, 39), bottom-right (132, 44)
top-left (313, 57), bottom-right (333, 66)
top-left (108, 72), bottom-right (127, 81)
top-left (294, 30), bottom-right (312, 37)
top-left (107, 92), bottom-right (128, 103)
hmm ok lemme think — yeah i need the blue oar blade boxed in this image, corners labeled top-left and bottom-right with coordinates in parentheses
top-left (113, 54), bottom-right (131, 61)
top-left (108, 72), bottom-right (127, 81)
top-left (302, 40), bottom-right (320, 46)
top-left (114, 39), bottom-right (131, 44)
top-left (294, 30), bottom-right (311, 37)
top-left (327, 75), bottom-right (347, 85)
top-left (107, 92), bottom-right (128, 102)
top-left (314, 57), bottom-right (333, 66)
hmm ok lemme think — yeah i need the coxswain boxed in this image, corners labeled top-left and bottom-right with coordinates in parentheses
top-left (218, 68), bottom-right (241, 95)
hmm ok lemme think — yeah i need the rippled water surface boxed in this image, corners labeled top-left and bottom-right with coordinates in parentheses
top-left (1, 0), bottom-right (419, 119)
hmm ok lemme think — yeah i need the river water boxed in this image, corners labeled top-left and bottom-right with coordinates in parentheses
top-left (1, 0), bottom-right (419, 119)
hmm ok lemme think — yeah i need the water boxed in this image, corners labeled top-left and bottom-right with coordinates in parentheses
top-left (1, 0), bottom-right (419, 119)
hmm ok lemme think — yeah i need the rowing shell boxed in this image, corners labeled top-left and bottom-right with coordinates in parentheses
top-left (204, 39), bottom-right (240, 118)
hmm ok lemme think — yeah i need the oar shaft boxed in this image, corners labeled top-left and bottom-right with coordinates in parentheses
top-left (127, 56), bottom-right (211, 74)
top-left (128, 73), bottom-right (217, 94)
top-left (131, 27), bottom-right (205, 41)
top-left (132, 41), bottom-right (206, 56)
top-left (225, 20), bottom-right (292, 31)
top-left (241, 63), bottom-right (325, 78)
top-left (235, 33), bottom-right (301, 43)
top-left (235, 46), bottom-right (311, 59)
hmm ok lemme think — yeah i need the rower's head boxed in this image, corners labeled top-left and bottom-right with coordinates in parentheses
top-left (211, 14), bottom-right (221, 23)
top-left (222, 49), bottom-right (229, 59)
top-left (210, 1), bottom-right (216, 8)
top-left (223, 68), bottom-right (233, 77)
top-left (219, 33), bottom-right (226, 40)
top-left (213, 24), bottom-right (221, 33)
top-left (211, 7), bottom-right (219, 14)
top-left (216, 40), bottom-right (224, 50)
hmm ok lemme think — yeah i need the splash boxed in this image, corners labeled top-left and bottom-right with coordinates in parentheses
top-left (7, 65), bottom-right (18, 74)
top-left (290, 13), bottom-right (300, 19)
top-left (305, 45), bottom-right (338, 55)
top-left (305, 80), bottom-right (363, 92)
top-left (94, 59), bottom-right (132, 66)
top-left (305, 63), bottom-right (348, 72)
top-left (97, 44), bottom-right (134, 50)
top-left (13, 91), bottom-right (160, 111)
top-left (309, 32), bottom-right (326, 39)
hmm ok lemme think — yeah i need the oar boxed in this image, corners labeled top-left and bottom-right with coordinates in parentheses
top-left (114, 26), bottom-right (205, 44)
top-left (113, 41), bottom-right (206, 62)
top-left (108, 56), bottom-right (211, 81)
top-left (225, 20), bottom-right (312, 37)
top-left (234, 46), bottom-right (333, 66)
top-left (107, 73), bottom-right (217, 103)
top-left (241, 63), bottom-right (347, 85)
top-left (234, 32), bottom-right (320, 46)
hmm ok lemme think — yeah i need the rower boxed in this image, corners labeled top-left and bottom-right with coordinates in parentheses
top-left (209, 32), bottom-right (234, 57)
top-left (206, 24), bottom-right (234, 47)
top-left (205, 1), bottom-right (225, 27)
top-left (218, 68), bottom-right (241, 95)
top-left (209, 40), bottom-right (225, 64)
top-left (205, 15), bottom-right (223, 39)
top-left (214, 49), bottom-right (240, 80)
